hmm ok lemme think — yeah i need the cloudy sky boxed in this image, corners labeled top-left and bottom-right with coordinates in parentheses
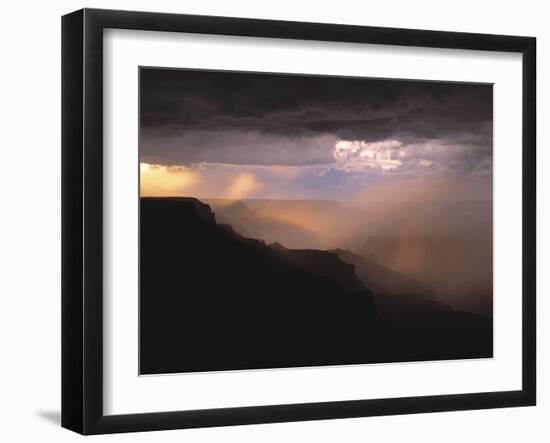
top-left (139, 68), bottom-right (493, 201)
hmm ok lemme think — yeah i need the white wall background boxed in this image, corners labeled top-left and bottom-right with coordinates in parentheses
top-left (0, 0), bottom-right (546, 441)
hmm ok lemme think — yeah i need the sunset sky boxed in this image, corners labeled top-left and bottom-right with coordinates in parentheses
top-left (140, 68), bottom-right (493, 201)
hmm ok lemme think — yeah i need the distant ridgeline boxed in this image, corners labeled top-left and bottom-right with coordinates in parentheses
top-left (140, 197), bottom-right (492, 374)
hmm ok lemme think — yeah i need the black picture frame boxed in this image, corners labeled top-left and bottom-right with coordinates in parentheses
top-left (62, 8), bottom-right (536, 435)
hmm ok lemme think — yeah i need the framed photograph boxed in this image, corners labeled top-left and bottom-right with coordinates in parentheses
top-left (62, 8), bottom-right (536, 435)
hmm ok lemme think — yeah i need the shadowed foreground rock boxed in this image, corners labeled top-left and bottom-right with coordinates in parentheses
top-left (140, 197), bottom-right (492, 374)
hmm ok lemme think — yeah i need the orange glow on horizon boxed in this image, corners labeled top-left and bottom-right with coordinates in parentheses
top-left (140, 163), bottom-right (199, 196)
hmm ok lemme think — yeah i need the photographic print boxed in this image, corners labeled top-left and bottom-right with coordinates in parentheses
top-left (139, 68), bottom-right (493, 375)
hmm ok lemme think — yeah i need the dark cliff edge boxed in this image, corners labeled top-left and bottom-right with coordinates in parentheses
top-left (140, 197), bottom-right (492, 374)
top-left (331, 248), bottom-right (434, 298)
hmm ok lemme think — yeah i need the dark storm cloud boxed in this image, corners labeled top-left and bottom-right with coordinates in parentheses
top-left (140, 68), bottom-right (492, 173)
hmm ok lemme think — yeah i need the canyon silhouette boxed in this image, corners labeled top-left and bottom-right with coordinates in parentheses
top-left (140, 197), bottom-right (492, 374)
